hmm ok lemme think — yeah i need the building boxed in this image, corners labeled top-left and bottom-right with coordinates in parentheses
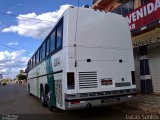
top-left (19, 70), bottom-right (27, 76)
top-left (93, 0), bottom-right (160, 94)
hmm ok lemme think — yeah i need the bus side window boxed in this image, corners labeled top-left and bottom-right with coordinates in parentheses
top-left (39, 46), bottom-right (42, 62)
top-left (56, 23), bottom-right (63, 49)
top-left (32, 57), bottom-right (33, 67)
top-left (31, 60), bottom-right (32, 68)
top-left (50, 31), bottom-right (56, 52)
top-left (29, 60), bottom-right (31, 69)
top-left (34, 55), bottom-right (36, 66)
top-left (42, 42), bottom-right (46, 59)
top-left (34, 56), bottom-right (35, 66)
top-left (27, 61), bottom-right (30, 70)
top-left (46, 37), bottom-right (50, 56)
top-left (36, 50), bottom-right (39, 64)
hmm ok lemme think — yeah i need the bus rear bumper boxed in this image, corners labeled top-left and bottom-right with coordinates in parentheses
top-left (65, 93), bottom-right (136, 110)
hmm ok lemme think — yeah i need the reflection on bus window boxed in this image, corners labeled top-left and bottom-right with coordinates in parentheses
top-left (50, 31), bottom-right (56, 52)
top-left (56, 23), bottom-right (63, 49)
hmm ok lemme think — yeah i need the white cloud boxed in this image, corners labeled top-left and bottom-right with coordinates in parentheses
top-left (6, 11), bottom-right (12, 14)
top-left (0, 68), bottom-right (7, 73)
top-left (7, 42), bottom-right (19, 46)
top-left (0, 51), bottom-right (10, 61)
top-left (2, 4), bottom-right (71, 39)
top-left (0, 50), bottom-right (29, 78)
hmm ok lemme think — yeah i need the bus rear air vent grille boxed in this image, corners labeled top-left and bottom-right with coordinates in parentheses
top-left (79, 72), bottom-right (98, 89)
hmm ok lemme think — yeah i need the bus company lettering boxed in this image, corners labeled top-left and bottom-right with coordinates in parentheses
top-left (54, 57), bottom-right (60, 67)
top-left (126, 0), bottom-right (160, 31)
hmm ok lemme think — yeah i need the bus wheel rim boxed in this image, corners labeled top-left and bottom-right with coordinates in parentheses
top-left (41, 91), bottom-right (44, 103)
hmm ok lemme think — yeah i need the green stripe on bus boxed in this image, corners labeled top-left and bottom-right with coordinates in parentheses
top-left (46, 58), bottom-right (56, 107)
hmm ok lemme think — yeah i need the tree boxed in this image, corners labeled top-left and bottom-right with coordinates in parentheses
top-left (16, 70), bottom-right (27, 81)
top-left (16, 74), bottom-right (27, 81)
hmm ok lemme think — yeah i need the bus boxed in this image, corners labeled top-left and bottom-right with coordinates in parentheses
top-left (27, 6), bottom-right (136, 111)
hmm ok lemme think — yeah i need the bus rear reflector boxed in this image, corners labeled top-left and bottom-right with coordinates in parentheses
top-left (101, 79), bottom-right (113, 85)
top-left (71, 100), bottom-right (80, 104)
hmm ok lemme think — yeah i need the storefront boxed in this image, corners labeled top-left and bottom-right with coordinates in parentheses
top-left (127, 0), bottom-right (160, 94)
top-left (93, 0), bottom-right (160, 94)
top-left (133, 29), bottom-right (160, 94)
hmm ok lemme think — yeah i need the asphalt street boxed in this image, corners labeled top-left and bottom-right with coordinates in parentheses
top-left (0, 83), bottom-right (151, 120)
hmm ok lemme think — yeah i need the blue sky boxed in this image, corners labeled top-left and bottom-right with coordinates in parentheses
top-left (0, 0), bottom-right (92, 78)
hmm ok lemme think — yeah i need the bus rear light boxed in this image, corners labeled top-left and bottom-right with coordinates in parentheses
top-left (101, 79), bottom-right (113, 85)
top-left (70, 100), bottom-right (80, 104)
top-left (67, 72), bottom-right (75, 89)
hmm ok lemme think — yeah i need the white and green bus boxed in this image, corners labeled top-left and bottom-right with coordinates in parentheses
top-left (27, 6), bottom-right (136, 111)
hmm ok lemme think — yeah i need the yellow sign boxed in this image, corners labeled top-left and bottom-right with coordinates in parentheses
top-left (132, 29), bottom-right (160, 48)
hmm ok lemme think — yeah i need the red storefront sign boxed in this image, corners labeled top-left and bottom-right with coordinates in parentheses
top-left (126, 0), bottom-right (160, 31)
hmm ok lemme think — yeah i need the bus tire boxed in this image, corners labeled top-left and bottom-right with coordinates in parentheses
top-left (40, 88), bottom-right (47, 107)
top-left (46, 91), bottom-right (58, 112)
top-left (49, 106), bottom-right (59, 112)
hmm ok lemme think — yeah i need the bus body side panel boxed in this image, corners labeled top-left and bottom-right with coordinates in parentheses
top-left (27, 14), bottom-right (68, 110)
top-left (50, 49), bottom-right (67, 110)
top-left (28, 78), bottom-right (37, 96)
top-left (28, 61), bottom-right (48, 98)
top-left (65, 8), bottom-right (79, 94)
top-left (47, 13), bottom-right (69, 109)
top-left (28, 50), bottom-right (66, 110)
top-left (45, 58), bottom-right (56, 107)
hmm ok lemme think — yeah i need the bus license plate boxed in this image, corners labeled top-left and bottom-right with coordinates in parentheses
top-left (101, 98), bottom-right (117, 103)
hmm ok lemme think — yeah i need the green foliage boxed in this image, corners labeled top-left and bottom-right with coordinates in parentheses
top-left (2, 79), bottom-right (10, 83)
top-left (16, 74), bottom-right (27, 80)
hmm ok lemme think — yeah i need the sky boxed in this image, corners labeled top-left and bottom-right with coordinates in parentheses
top-left (0, 0), bottom-right (92, 79)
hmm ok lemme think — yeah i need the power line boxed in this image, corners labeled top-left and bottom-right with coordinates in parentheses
top-left (0, 43), bottom-right (31, 55)
top-left (7, 25), bottom-right (52, 33)
top-left (0, 12), bottom-right (55, 33)
top-left (2, 23), bottom-right (53, 33)
top-left (0, 43), bottom-right (19, 51)
top-left (0, 12), bottom-right (54, 23)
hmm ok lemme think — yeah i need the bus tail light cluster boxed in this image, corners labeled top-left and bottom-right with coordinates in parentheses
top-left (101, 78), bottom-right (113, 86)
top-left (67, 72), bottom-right (75, 89)
top-left (70, 100), bottom-right (80, 104)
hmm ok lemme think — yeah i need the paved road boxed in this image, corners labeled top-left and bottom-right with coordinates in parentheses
top-left (0, 84), bottom-right (149, 120)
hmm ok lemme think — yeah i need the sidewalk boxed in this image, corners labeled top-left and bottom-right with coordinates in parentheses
top-left (125, 94), bottom-right (160, 114)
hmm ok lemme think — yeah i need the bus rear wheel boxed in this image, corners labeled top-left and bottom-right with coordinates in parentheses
top-left (49, 106), bottom-right (59, 112)
top-left (46, 91), bottom-right (58, 112)
top-left (40, 88), bottom-right (47, 107)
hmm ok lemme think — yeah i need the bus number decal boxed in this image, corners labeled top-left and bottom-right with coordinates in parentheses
top-left (54, 57), bottom-right (60, 67)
